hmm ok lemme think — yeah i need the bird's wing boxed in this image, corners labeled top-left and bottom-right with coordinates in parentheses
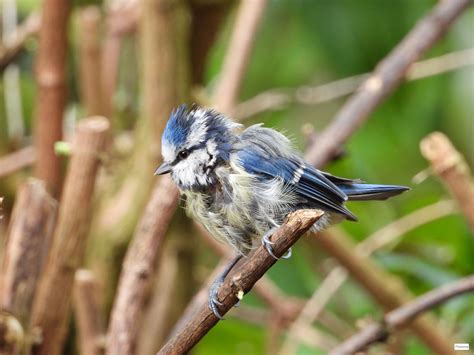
top-left (235, 135), bottom-right (357, 220)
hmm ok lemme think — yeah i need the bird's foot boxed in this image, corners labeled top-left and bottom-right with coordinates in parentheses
top-left (208, 276), bottom-right (225, 320)
top-left (262, 227), bottom-right (292, 260)
top-left (208, 255), bottom-right (243, 319)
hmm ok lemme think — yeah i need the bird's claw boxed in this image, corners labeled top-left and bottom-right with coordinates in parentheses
top-left (208, 255), bottom-right (243, 319)
top-left (208, 278), bottom-right (225, 319)
top-left (262, 227), bottom-right (292, 260)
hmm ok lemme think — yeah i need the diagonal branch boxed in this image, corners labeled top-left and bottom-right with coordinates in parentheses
top-left (329, 275), bottom-right (474, 355)
top-left (106, 176), bottom-right (179, 355)
top-left (304, 0), bottom-right (471, 168)
top-left (234, 48), bottom-right (474, 120)
top-left (158, 209), bottom-right (324, 354)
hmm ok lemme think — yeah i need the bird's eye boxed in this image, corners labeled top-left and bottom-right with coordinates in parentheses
top-left (178, 149), bottom-right (190, 160)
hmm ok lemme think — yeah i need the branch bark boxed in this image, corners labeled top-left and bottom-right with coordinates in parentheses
top-left (420, 132), bottom-right (474, 233)
top-left (158, 209), bottom-right (323, 354)
top-left (34, 0), bottom-right (71, 195)
top-left (30, 117), bottom-right (109, 355)
top-left (73, 270), bottom-right (105, 355)
top-left (106, 176), bottom-right (179, 355)
top-left (78, 6), bottom-right (104, 117)
top-left (0, 146), bottom-right (35, 178)
top-left (0, 179), bottom-right (57, 329)
top-left (304, 0), bottom-right (471, 168)
top-left (329, 275), bottom-right (474, 355)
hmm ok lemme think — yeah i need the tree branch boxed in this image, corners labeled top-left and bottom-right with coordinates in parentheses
top-left (34, 0), bottom-right (71, 195)
top-left (0, 179), bottom-right (57, 328)
top-left (158, 209), bottom-right (323, 354)
top-left (77, 6), bottom-right (104, 117)
top-left (312, 229), bottom-right (456, 354)
top-left (30, 117), bottom-right (110, 355)
top-left (304, 0), bottom-right (471, 168)
top-left (106, 176), bottom-right (179, 355)
top-left (73, 270), bottom-right (105, 355)
top-left (234, 48), bottom-right (474, 120)
top-left (420, 132), bottom-right (474, 233)
top-left (329, 275), bottom-right (474, 355)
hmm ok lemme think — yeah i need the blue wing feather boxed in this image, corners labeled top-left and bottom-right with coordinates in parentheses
top-left (236, 148), bottom-right (357, 220)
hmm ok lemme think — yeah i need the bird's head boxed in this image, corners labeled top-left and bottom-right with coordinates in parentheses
top-left (155, 104), bottom-right (241, 191)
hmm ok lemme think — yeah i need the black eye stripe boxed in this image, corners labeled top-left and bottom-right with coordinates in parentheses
top-left (172, 143), bottom-right (206, 165)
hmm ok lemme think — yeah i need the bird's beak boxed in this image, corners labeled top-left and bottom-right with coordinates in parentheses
top-left (154, 162), bottom-right (172, 175)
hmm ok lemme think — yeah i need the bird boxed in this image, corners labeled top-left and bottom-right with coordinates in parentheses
top-left (155, 104), bottom-right (409, 319)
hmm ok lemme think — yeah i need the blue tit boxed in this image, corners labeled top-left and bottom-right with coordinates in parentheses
top-left (155, 104), bottom-right (409, 318)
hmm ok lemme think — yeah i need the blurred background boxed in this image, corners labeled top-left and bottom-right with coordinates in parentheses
top-left (0, 0), bottom-right (473, 354)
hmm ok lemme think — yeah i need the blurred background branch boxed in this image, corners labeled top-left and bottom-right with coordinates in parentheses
top-left (33, 0), bottom-right (70, 196)
top-left (234, 48), bottom-right (474, 120)
top-left (330, 275), bottom-right (474, 355)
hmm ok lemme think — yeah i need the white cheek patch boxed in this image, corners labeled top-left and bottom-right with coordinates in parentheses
top-left (172, 149), bottom-right (212, 188)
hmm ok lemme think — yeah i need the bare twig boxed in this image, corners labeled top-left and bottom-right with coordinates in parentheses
top-left (73, 270), bottom-right (105, 355)
top-left (106, 176), bottom-right (179, 355)
top-left (329, 275), bottom-right (474, 355)
top-left (313, 229), bottom-right (455, 355)
top-left (420, 132), bottom-right (474, 233)
top-left (0, 179), bottom-right (57, 329)
top-left (234, 48), bottom-right (474, 120)
top-left (280, 200), bottom-right (457, 354)
top-left (213, 0), bottom-right (268, 115)
top-left (0, 145), bottom-right (35, 179)
top-left (34, 0), bottom-right (71, 195)
top-left (78, 6), bottom-right (104, 116)
top-left (158, 210), bottom-right (323, 354)
top-left (136, 245), bottom-right (180, 354)
top-left (0, 12), bottom-right (40, 72)
top-left (31, 117), bottom-right (110, 355)
top-left (304, 0), bottom-right (471, 168)
top-left (100, 0), bottom-right (139, 119)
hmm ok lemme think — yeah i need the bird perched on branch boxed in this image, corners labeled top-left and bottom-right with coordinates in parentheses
top-left (155, 104), bottom-right (409, 318)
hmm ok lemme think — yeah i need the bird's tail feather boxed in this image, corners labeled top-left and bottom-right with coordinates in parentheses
top-left (338, 183), bottom-right (409, 201)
